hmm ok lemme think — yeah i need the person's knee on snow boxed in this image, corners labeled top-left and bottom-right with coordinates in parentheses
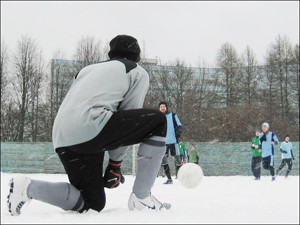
top-left (82, 190), bottom-right (106, 212)
top-left (89, 197), bottom-right (106, 212)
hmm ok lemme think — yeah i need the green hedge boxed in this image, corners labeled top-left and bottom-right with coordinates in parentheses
top-left (1, 142), bottom-right (298, 176)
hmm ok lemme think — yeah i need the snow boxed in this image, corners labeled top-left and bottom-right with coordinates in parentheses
top-left (1, 172), bottom-right (299, 224)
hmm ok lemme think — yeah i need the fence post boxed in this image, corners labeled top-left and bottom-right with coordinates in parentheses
top-left (132, 144), bottom-right (136, 176)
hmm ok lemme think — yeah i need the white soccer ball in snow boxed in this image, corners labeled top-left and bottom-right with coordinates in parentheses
top-left (178, 163), bottom-right (203, 188)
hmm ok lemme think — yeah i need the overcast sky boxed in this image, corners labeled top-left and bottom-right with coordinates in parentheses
top-left (1, 1), bottom-right (299, 67)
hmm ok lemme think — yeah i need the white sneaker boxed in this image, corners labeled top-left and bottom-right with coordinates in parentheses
top-left (7, 177), bottom-right (31, 216)
top-left (128, 192), bottom-right (171, 211)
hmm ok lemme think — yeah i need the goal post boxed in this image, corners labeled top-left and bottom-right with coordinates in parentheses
top-left (132, 144), bottom-right (139, 176)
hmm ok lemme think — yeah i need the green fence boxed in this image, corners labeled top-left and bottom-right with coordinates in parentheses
top-left (1, 142), bottom-right (299, 176)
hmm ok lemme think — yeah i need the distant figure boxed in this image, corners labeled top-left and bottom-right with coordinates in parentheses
top-left (188, 144), bottom-right (199, 164)
top-left (176, 138), bottom-right (188, 178)
top-left (276, 135), bottom-right (294, 178)
top-left (178, 138), bottom-right (189, 164)
top-left (158, 101), bottom-right (183, 184)
top-left (259, 122), bottom-right (279, 181)
top-left (250, 129), bottom-right (262, 180)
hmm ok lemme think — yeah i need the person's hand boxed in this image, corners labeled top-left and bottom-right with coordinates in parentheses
top-left (271, 141), bottom-right (275, 145)
top-left (258, 149), bottom-right (262, 153)
top-left (103, 159), bottom-right (125, 189)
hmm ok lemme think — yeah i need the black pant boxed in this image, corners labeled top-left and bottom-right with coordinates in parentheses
top-left (262, 155), bottom-right (275, 176)
top-left (162, 144), bottom-right (177, 179)
top-left (57, 148), bottom-right (105, 212)
top-left (251, 156), bottom-right (262, 178)
top-left (174, 155), bottom-right (182, 177)
top-left (165, 144), bottom-right (176, 156)
top-left (277, 158), bottom-right (293, 173)
top-left (56, 108), bottom-right (167, 212)
top-left (60, 109), bottom-right (167, 154)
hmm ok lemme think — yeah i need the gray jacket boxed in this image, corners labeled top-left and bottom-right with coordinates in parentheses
top-left (52, 59), bottom-right (149, 149)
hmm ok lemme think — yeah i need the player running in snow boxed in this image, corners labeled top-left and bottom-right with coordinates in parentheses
top-left (158, 101), bottom-right (182, 184)
top-left (7, 34), bottom-right (171, 216)
top-left (250, 129), bottom-right (262, 180)
top-left (276, 135), bottom-right (294, 178)
top-left (258, 122), bottom-right (279, 181)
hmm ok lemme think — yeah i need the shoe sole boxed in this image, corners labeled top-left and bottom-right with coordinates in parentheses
top-left (7, 178), bottom-right (28, 216)
top-left (7, 178), bottom-right (14, 215)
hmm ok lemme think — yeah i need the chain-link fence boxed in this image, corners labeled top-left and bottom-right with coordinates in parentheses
top-left (1, 142), bottom-right (299, 176)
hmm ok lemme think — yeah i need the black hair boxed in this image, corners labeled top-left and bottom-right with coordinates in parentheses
top-left (158, 101), bottom-right (168, 108)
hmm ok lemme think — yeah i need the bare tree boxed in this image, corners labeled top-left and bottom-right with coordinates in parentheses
top-left (265, 34), bottom-right (294, 119)
top-left (150, 59), bottom-right (194, 116)
top-left (259, 64), bottom-right (279, 123)
top-left (292, 43), bottom-right (299, 100)
top-left (27, 50), bottom-right (45, 141)
top-left (216, 42), bottom-right (242, 107)
top-left (73, 35), bottom-right (104, 71)
top-left (1, 41), bottom-right (11, 140)
top-left (169, 59), bottom-right (194, 115)
top-left (240, 46), bottom-right (259, 106)
top-left (1, 41), bottom-right (9, 101)
top-left (287, 43), bottom-right (300, 125)
top-left (183, 60), bottom-right (213, 141)
top-left (142, 63), bottom-right (165, 108)
top-left (186, 60), bottom-right (209, 109)
top-left (10, 35), bottom-right (45, 141)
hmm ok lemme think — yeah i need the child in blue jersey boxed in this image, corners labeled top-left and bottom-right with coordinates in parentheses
top-left (258, 122), bottom-right (279, 181)
top-left (276, 135), bottom-right (294, 178)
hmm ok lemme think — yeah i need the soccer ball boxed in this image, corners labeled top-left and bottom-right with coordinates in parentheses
top-left (178, 163), bottom-right (203, 188)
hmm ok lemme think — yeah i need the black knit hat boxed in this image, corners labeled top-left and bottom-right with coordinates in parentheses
top-left (108, 35), bottom-right (141, 62)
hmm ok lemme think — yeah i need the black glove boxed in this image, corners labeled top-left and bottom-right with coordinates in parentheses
top-left (175, 126), bottom-right (182, 139)
top-left (103, 159), bottom-right (125, 189)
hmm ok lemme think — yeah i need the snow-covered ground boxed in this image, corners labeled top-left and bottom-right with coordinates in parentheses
top-left (1, 172), bottom-right (299, 224)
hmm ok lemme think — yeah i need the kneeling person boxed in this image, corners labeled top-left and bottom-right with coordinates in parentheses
top-left (7, 35), bottom-right (171, 216)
